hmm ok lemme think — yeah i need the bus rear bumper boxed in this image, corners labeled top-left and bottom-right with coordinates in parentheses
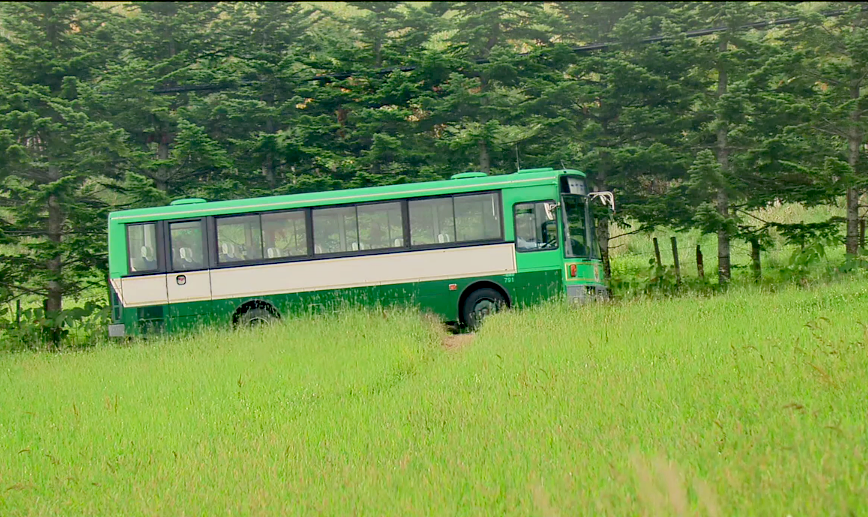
top-left (567, 284), bottom-right (609, 303)
top-left (108, 323), bottom-right (126, 338)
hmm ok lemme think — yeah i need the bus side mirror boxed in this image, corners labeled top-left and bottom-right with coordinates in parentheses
top-left (589, 191), bottom-right (615, 213)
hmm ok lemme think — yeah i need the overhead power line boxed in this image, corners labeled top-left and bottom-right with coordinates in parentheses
top-left (151, 5), bottom-right (868, 95)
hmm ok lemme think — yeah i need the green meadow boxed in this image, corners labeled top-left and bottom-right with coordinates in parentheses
top-left (2, 280), bottom-right (867, 515)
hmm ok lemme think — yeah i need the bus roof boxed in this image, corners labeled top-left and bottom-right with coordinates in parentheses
top-left (109, 168), bottom-right (586, 223)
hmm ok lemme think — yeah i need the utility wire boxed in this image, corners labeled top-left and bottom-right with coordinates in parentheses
top-left (152, 5), bottom-right (868, 95)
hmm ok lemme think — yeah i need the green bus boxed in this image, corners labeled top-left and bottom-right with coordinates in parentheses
top-left (107, 167), bottom-right (612, 337)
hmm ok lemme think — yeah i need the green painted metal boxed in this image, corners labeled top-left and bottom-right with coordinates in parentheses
top-left (116, 270), bottom-right (570, 338)
top-left (516, 167), bottom-right (555, 174)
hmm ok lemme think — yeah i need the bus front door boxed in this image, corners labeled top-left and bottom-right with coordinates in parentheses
top-left (166, 219), bottom-right (213, 331)
top-left (512, 200), bottom-right (564, 305)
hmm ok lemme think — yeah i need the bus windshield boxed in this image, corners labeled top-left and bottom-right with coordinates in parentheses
top-left (562, 194), bottom-right (593, 258)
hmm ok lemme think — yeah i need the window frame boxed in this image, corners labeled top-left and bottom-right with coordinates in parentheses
top-left (209, 208), bottom-right (313, 269)
top-left (124, 221), bottom-right (165, 276)
top-left (355, 200), bottom-right (408, 253)
top-left (312, 199), bottom-right (411, 259)
top-left (560, 194), bottom-right (592, 259)
top-left (407, 190), bottom-right (505, 251)
top-left (167, 218), bottom-right (210, 273)
top-left (513, 199), bottom-right (560, 254)
top-left (214, 213), bottom-right (265, 266)
top-left (147, 189), bottom-right (505, 274)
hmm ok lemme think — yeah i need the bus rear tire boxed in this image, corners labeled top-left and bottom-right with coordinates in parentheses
top-left (237, 307), bottom-right (276, 327)
top-left (461, 288), bottom-right (506, 331)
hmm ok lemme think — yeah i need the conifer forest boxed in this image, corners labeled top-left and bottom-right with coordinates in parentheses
top-left (2, 2), bottom-right (868, 341)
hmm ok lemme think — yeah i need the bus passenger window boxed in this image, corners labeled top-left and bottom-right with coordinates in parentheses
top-left (127, 223), bottom-right (158, 273)
top-left (358, 202), bottom-right (403, 250)
top-left (313, 206), bottom-right (358, 254)
top-left (216, 215), bottom-right (263, 263)
top-left (455, 193), bottom-right (501, 242)
top-left (514, 201), bottom-right (558, 251)
top-left (262, 211), bottom-right (308, 258)
top-left (169, 221), bottom-right (205, 271)
top-left (409, 198), bottom-right (455, 245)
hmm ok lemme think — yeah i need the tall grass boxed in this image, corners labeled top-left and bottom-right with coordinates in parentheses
top-left (2, 282), bottom-right (867, 515)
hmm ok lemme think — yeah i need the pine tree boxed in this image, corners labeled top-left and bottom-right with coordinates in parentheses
top-left (425, 2), bottom-right (559, 175)
top-left (785, 3), bottom-right (868, 256)
top-left (93, 1), bottom-right (231, 198)
top-left (0, 2), bottom-right (127, 342)
top-left (540, 2), bottom-right (696, 278)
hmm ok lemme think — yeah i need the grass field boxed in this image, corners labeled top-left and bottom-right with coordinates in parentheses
top-left (2, 280), bottom-right (867, 515)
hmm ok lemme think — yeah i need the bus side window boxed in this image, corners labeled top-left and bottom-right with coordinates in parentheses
top-left (169, 220), bottom-right (206, 271)
top-left (313, 206), bottom-right (358, 254)
top-left (262, 210), bottom-right (308, 258)
top-left (358, 202), bottom-right (403, 250)
top-left (409, 198), bottom-right (455, 246)
top-left (127, 223), bottom-right (159, 273)
top-left (455, 193), bottom-right (501, 242)
top-left (514, 201), bottom-right (558, 251)
top-left (216, 214), bottom-right (263, 263)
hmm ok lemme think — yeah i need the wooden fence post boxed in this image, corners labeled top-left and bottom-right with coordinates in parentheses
top-left (652, 237), bottom-right (662, 268)
top-left (750, 238), bottom-right (762, 282)
top-left (696, 244), bottom-right (704, 279)
top-left (671, 236), bottom-right (681, 285)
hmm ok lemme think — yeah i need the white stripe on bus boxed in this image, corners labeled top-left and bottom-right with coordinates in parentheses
top-left (117, 243), bottom-right (518, 308)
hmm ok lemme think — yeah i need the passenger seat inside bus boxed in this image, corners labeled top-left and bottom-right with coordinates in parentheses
top-left (437, 233), bottom-right (452, 243)
top-left (220, 242), bottom-right (237, 262)
top-left (138, 246), bottom-right (156, 270)
top-left (178, 247), bottom-right (196, 268)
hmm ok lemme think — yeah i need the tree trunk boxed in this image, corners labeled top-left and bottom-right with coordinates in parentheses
top-left (716, 190), bottom-right (731, 285)
top-left (716, 38), bottom-right (731, 285)
top-left (594, 168), bottom-right (612, 281)
top-left (156, 138), bottom-right (170, 192)
top-left (478, 139), bottom-right (491, 173)
top-left (46, 164), bottom-right (63, 345)
top-left (750, 238), bottom-right (761, 282)
top-left (846, 84), bottom-right (862, 255)
top-left (262, 116), bottom-right (277, 190)
top-left (374, 38), bottom-right (383, 68)
top-left (262, 158), bottom-right (275, 190)
top-left (597, 215), bottom-right (611, 281)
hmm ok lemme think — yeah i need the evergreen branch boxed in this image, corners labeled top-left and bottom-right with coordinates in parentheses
top-left (813, 122), bottom-right (848, 138)
top-left (609, 228), bottom-right (645, 241)
top-left (0, 281), bottom-right (48, 298)
top-left (736, 208), bottom-right (773, 225)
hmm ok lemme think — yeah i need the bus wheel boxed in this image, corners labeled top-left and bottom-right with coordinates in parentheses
top-left (461, 288), bottom-right (506, 331)
top-left (237, 307), bottom-right (276, 327)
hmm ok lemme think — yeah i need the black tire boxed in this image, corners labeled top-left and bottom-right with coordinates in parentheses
top-left (236, 307), bottom-right (277, 327)
top-left (461, 288), bottom-right (506, 330)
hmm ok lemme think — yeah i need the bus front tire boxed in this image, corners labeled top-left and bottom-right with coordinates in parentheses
top-left (461, 288), bottom-right (506, 331)
top-left (237, 307), bottom-right (276, 327)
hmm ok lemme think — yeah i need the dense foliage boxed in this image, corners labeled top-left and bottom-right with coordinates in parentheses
top-left (1, 1), bottom-right (867, 339)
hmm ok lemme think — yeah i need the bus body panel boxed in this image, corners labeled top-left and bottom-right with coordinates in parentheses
top-left (206, 243), bottom-right (516, 300)
top-left (107, 168), bottom-right (609, 337)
